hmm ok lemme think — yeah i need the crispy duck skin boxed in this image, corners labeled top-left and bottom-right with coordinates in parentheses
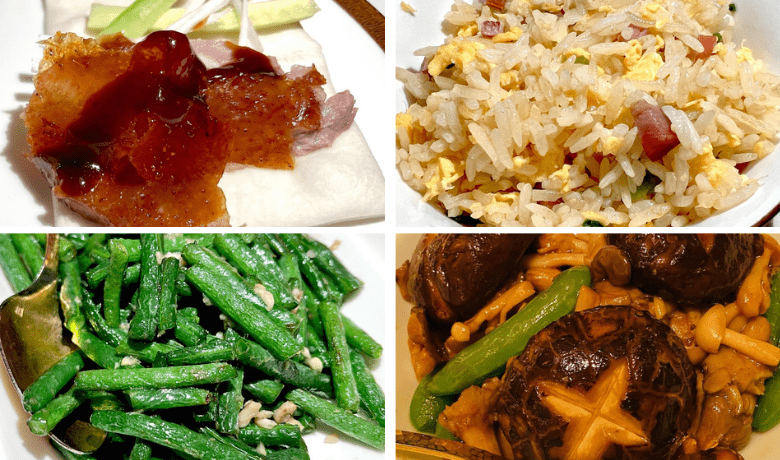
top-left (24, 31), bottom-right (356, 227)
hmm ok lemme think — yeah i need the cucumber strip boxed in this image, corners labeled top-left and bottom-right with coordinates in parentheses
top-left (88, 0), bottom-right (319, 34)
top-left (98, 0), bottom-right (177, 39)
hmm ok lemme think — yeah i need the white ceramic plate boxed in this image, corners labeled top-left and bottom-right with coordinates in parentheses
top-left (0, 1), bottom-right (387, 228)
top-left (0, 232), bottom-right (386, 460)
top-left (395, 233), bottom-right (779, 459)
top-left (394, 0), bottom-right (780, 228)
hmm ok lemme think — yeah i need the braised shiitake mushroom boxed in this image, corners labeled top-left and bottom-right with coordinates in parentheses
top-left (607, 235), bottom-right (763, 306)
top-left (403, 234), bottom-right (536, 325)
top-left (494, 305), bottom-right (697, 460)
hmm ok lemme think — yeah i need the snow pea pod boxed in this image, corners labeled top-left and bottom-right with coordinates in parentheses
top-left (753, 270), bottom-right (780, 431)
top-left (409, 373), bottom-right (456, 433)
top-left (427, 266), bottom-right (591, 396)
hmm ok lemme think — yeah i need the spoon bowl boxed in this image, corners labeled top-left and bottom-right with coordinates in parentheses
top-left (0, 234), bottom-right (105, 454)
top-left (396, 430), bottom-right (510, 460)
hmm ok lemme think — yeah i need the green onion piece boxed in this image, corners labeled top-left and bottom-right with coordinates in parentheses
top-left (98, 0), bottom-right (177, 39)
top-left (630, 172), bottom-right (660, 202)
top-left (582, 220), bottom-right (604, 227)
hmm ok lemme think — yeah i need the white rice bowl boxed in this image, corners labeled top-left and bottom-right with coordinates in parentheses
top-left (395, 0), bottom-right (780, 227)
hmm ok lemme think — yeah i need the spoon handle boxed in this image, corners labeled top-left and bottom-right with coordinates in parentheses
top-left (396, 430), bottom-right (509, 460)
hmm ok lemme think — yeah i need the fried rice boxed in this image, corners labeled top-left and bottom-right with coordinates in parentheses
top-left (396, 0), bottom-right (780, 227)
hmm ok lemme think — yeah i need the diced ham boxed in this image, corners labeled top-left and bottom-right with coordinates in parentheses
top-left (618, 25), bottom-right (647, 42)
top-left (481, 20), bottom-right (502, 38)
top-left (631, 100), bottom-right (680, 161)
top-left (486, 0), bottom-right (506, 11)
top-left (694, 35), bottom-right (718, 60)
top-left (629, 25), bottom-right (648, 40)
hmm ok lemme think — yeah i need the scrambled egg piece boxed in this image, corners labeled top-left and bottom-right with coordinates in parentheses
top-left (601, 135), bottom-right (622, 156)
top-left (512, 156), bottom-right (529, 170)
top-left (513, 148), bottom-right (565, 183)
top-left (737, 46), bottom-right (755, 65)
top-left (688, 144), bottom-right (732, 188)
top-left (624, 40), bottom-right (643, 69)
top-left (396, 113), bottom-right (427, 145)
top-left (428, 39), bottom-right (487, 77)
top-left (754, 140), bottom-right (773, 159)
top-left (424, 157), bottom-right (464, 199)
top-left (639, 0), bottom-right (670, 28)
top-left (549, 165), bottom-right (573, 192)
top-left (624, 40), bottom-right (664, 81)
top-left (500, 70), bottom-right (522, 90)
top-left (493, 26), bottom-right (523, 43)
top-left (458, 24), bottom-right (478, 38)
top-left (736, 46), bottom-right (764, 71)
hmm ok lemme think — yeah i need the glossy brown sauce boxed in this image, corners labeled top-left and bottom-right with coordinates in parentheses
top-left (29, 31), bottom-right (325, 226)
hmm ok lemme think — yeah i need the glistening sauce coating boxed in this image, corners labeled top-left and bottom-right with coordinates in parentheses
top-left (26, 31), bottom-right (325, 226)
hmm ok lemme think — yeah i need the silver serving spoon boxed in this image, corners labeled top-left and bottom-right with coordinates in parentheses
top-left (0, 234), bottom-right (105, 454)
top-left (396, 430), bottom-right (511, 460)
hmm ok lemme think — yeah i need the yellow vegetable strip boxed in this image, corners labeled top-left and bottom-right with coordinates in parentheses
top-left (521, 253), bottom-right (588, 269)
top-left (450, 280), bottom-right (535, 342)
top-left (737, 249), bottom-right (771, 317)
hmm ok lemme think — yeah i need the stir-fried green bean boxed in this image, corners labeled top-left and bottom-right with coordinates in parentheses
top-left (22, 350), bottom-right (85, 413)
top-left (216, 368), bottom-right (243, 435)
top-left (350, 347), bottom-right (385, 427)
top-left (10, 233), bottom-right (45, 279)
top-left (276, 235), bottom-right (341, 302)
top-left (343, 314), bottom-right (383, 359)
top-left (201, 427), bottom-right (263, 459)
top-left (235, 338), bottom-right (333, 396)
top-left (27, 387), bottom-right (85, 435)
top-left (165, 340), bottom-right (234, 366)
top-left (213, 234), bottom-right (296, 310)
top-left (287, 389), bottom-right (384, 450)
top-left (0, 233), bottom-right (382, 460)
top-left (238, 424), bottom-right (304, 448)
top-left (157, 257), bottom-right (180, 334)
top-left (104, 240), bottom-right (129, 327)
top-left (129, 234), bottom-right (162, 341)
top-left (296, 235), bottom-right (362, 295)
top-left (319, 300), bottom-right (359, 412)
top-left (243, 380), bottom-right (284, 404)
top-left (185, 265), bottom-right (301, 360)
top-left (74, 363), bottom-right (238, 391)
top-left (126, 388), bottom-right (213, 411)
top-left (0, 234), bottom-right (33, 292)
top-left (129, 440), bottom-right (153, 460)
top-left (91, 411), bottom-right (253, 460)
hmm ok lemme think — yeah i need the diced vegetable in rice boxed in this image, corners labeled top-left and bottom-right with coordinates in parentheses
top-left (396, 0), bottom-right (780, 227)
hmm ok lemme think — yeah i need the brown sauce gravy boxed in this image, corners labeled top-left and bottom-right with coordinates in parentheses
top-left (34, 31), bottom-right (324, 226)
